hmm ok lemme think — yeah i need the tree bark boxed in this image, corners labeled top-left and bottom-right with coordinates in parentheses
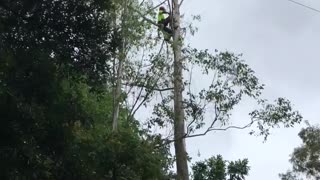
top-left (172, 0), bottom-right (189, 179)
top-left (112, 57), bottom-right (123, 132)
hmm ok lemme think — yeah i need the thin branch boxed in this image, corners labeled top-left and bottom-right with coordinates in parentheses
top-left (188, 64), bottom-right (193, 99)
top-left (129, 81), bottom-right (145, 117)
top-left (187, 119), bottom-right (259, 138)
top-left (179, 0), bottom-right (185, 8)
top-left (127, 71), bottom-right (149, 116)
top-left (123, 83), bottom-right (173, 92)
top-left (186, 101), bottom-right (217, 135)
top-left (129, 82), bottom-right (155, 119)
top-left (130, 6), bottom-right (159, 27)
top-left (129, 76), bottom-right (162, 120)
top-left (167, 0), bottom-right (172, 14)
top-left (187, 104), bottom-right (218, 136)
top-left (143, 0), bottom-right (167, 16)
top-left (185, 64), bottom-right (194, 134)
top-left (209, 124), bottom-right (255, 131)
top-left (127, 39), bottom-right (165, 119)
top-left (125, 83), bottom-right (134, 99)
top-left (124, 48), bottom-right (145, 98)
top-left (155, 118), bottom-right (260, 149)
top-left (159, 90), bottom-right (164, 100)
top-left (131, 95), bottom-right (148, 117)
top-left (186, 112), bottom-right (199, 135)
top-left (129, 68), bottom-right (168, 119)
top-left (124, 75), bottom-right (137, 98)
top-left (139, 0), bottom-right (146, 6)
top-left (287, 0), bottom-right (320, 13)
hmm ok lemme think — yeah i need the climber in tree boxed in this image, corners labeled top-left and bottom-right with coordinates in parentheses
top-left (157, 6), bottom-right (172, 42)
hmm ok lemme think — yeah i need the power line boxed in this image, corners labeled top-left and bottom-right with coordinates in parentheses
top-left (287, 0), bottom-right (320, 13)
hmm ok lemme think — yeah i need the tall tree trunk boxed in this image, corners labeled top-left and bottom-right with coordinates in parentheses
top-left (112, 0), bottom-right (127, 132)
top-left (172, 0), bottom-right (189, 179)
top-left (112, 57), bottom-right (123, 132)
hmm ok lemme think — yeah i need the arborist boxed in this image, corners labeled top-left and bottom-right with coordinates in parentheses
top-left (157, 6), bottom-right (172, 42)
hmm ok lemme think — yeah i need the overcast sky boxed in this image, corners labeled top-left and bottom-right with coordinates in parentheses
top-left (178, 0), bottom-right (320, 179)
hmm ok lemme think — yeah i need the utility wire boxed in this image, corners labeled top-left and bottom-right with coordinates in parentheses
top-left (287, 0), bottom-right (320, 13)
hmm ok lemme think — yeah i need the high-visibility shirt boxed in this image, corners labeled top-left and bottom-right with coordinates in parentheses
top-left (158, 10), bottom-right (165, 22)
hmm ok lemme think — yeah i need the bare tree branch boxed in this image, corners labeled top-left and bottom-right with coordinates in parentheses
top-left (139, 0), bottom-right (146, 6)
top-left (186, 119), bottom-right (259, 138)
top-left (129, 81), bottom-right (145, 117)
top-left (186, 104), bottom-right (219, 136)
top-left (155, 118), bottom-right (260, 149)
top-left (129, 80), bottom-right (156, 119)
top-left (209, 123), bottom-right (256, 131)
top-left (123, 83), bottom-right (173, 92)
top-left (126, 40), bottom-right (166, 120)
top-left (128, 40), bottom-right (169, 117)
top-left (129, 62), bottom-right (169, 120)
top-left (129, 75), bottom-right (166, 120)
top-left (124, 48), bottom-right (145, 98)
top-left (179, 0), bottom-right (185, 8)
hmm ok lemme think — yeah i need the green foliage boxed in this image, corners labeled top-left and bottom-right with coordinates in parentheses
top-left (279, 124), bottom-right (320, 180)
top-left (279, 171), bottom-right (302, 180)
top-left (0, 1), bottom-right (115, 177)
top-left (0, 0), bottom-right (114, 85)
top-left (0, 0), bottom-right (173, 179)
top-left (72, 122), bottom-right (173, 179)
top-left (249, 98), bottom-right (303, 141)
top-left (227, 159), bottom-right (250, 180)
top-left (192, 155), bottom-right (250, 180)
top-left (148, 47), bottom-right (303, 141)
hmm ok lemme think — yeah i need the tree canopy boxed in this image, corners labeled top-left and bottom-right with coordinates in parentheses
top-left (279, 124), bottom-right (320, 180)
top-left (0, 0), bottom-right (305, 179)
top-left (0, 0), bottom-right (172, 179)
top-left (192, 155), bottom-right (250, 180)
